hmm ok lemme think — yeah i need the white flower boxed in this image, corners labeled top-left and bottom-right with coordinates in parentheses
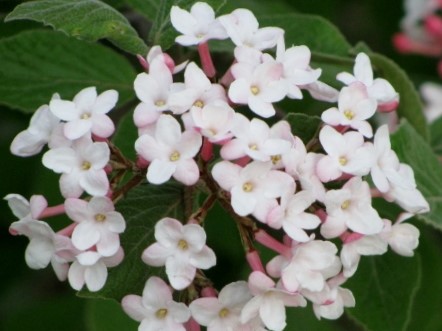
top-left (42, 136), bottom-right (110, 198)
top-left (212, 161), bottom-right (294, 220)
top-left (5, 193), bottom-right (47, 222)
top-left (381, 213), bottom-right (420, 256)
top-left (321, 83), bottom-right (377, 138)
top-left (191, 101), bottom-right (235, 143)
top-left (229, 61), bottom-right (287, 118)
top-left (316, 125), bottom-right (374, 182)
top-left (171, 2), bottom-right (228, 46)
top-left (321, 177), bottom-right (384, 238)
top-left (68, 248), bottom-right (124, 292)
top-left (122, 276), bottom-right (191, 331)
top-left (168, 62), bottom-right (227, 114)
top-left (65, 197), bottom-right (126, 256)
top-left (142, 218), bottom-right (216, 290)
top-left (190, 281), bottom-right (252, 331)
top-left (240, 271), bottom-right (306, 331)
top-left (267, 190), bottom-right (321, 242)
top-left (340, 233), bottom-right (388, 277)
top-left (135, 115), bottom-right (202, 185)
top-left (50, 87), bottom-right (117, 140)
top-left (10, 97), bottom-right (61, 157)
top-left (337, 53), bottom-right (399, 111)
top-left (219, 9), bottom-right (284, 50)
top-left (220, 114), bottom-right (292, 161)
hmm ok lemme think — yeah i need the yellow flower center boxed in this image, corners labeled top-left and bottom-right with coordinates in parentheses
top-left (81, 113), bottom-right (91, 120)
top-left (82, 161), bottom-right (91, 170)
top-left (155, 100), bottom-right (165, 107)
top-left (249, 144), bottom-right (258, 151)
top-left (250, 85), bottom-right (260, 95)
top-left (94, 213), bottom-right (106, 222)
top-left (155, 308), bottom-right (168, 319)
top-left (177, 239), bottom-right (189, 250)
top-left (341, 200), bottom-right (351, 210)
top-left (242, 182), bottom-right (253, 192)
top-left (344, 110), bottom-right (354, 120)
top-left (193, 100), bottom-right (204, 108)
top-left (339, 156), bottom-right (348, 166)
top-left (169, 151), bottom-right (180, 162)
top-left (218, 308), bottom-right (230, 318)
top-left (271, 154), bottom-right (282, 164)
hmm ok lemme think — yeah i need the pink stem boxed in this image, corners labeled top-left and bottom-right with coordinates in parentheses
top-left (39, 204), bottom-right (66, 219)
top-left (393, 33), bottom-right (442, 56)
top-left (370, 187), bottom-right (383, 198)
top-left (137, 54), bottom-right (149, 71)
top-left (425, 15), bottom-right (442, 41)
top-left (315, 208), bottom-right (328, 223)
top-left (201, 138), bottom-right (214, 161)
top-left (340, 231), bottom-right (364, 244)
top-left (198, 42), bottom-right (216, 78)
top-left (185, 318), bottom-right (201, 331)
top-left (246, 250), bottom-right (265, 273)
top-left (56, 223), bottom-right (77, 237)
top-left (255, 230), bottom-right (291, 258)
top-left (136, 156), bottom-right (150, 169)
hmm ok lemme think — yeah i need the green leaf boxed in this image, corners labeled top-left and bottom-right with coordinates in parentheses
top-left (285, 113), bottom-right (322, 145)
top-left (0, 30), bottom-right (136, 113)
top-left (125, 0), bottom-right (159, 20)
top-left (405, 224), bottom-right (442, 331)
top-left (430, 116), bottom-right (442, 155)
top-left (369, 53), bottom-right (429, 140)
top-left (346, 251), bottom-right (422, 331)
top-left (260, 13), bottom-right (351, 57)
top-left (391, 121), bottom-right (442, 231)
top-left (79, 182), bottom-right (185, 301)
top-left (149, 0), bottom-right (226, 50)
top-left (113, 112), bottom-right (138, 161)
top-left (85, 299), bottom-right (138, 331)
top-left (5, 0), bottom-right (148, 55)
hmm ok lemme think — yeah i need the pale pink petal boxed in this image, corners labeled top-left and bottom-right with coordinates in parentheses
top-left (122, 295), bottom-right (147, 322)
top-left (42, 148), bottom-right (78, 173)
top-left (59, 173), bottom-right (84, 198)
top-left (10, 131), bottom-right (46, 157)
top-left (50, 100), bottom-right (80, 121)
top-left (189, 246), bottom-right (216, 269)
top-left (183, 224), bottom-right (206, 251)
top-left (155, 115), bottom-right (182, 146)
top-left (211, 161), bottom-right (241, 191)
top-left (68, 262), bottom-right (85, 290)
top-left (142, 243), bottom-right (170, 266)
top-left (249, 96), bottom-right (276, 118)
top-left (4, 194), bottom-right (30, 219)
top-left (178, 131), bottom-right (202, 158)
top-left (96, 232), bottom-right (120, 257)
top-left (80, 170), bottom-right (109, 196)
top-left (91, 114), bottom-right (115, 138)
top-left (25, 238), bottom-right (53, 269)
top-left (166, 257), bottom-right (196, 290)
top-left (64, 119), bottom-right (92, 140)
top-left (173, 159), bottom-right (200, 185)
top-left (93, 90), bottom-right (118, 114)
top-left (189, 298), bottom-right (220, 326)
top-left (142, 276), bottom-right (173, 307)
top-left (260, 295), bottom-right (286, 331)
top-left (72, 221), bottom-right (100, 250)
top-left (135, 134), bottom-right (165, 161)
top-left (147, 159), bottom-right (176, 184)
top-left (354, 53), bottom-right (373, 86)
top-left (155, 218), bottom-right (183, 247)
top-left (84, 262), bottom-right (107, 291)
top-left (171, 5), bottom-right (199, 36)
top-left (228, 79), bottom-right (251, 104)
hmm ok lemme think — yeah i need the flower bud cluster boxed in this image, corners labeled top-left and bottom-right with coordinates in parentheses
top-left (6, 87), bottom-right (126, 292)
top-left (393, 0), bottom-right (442, 76)
top-left (5, 2), bottom-right (430, 331)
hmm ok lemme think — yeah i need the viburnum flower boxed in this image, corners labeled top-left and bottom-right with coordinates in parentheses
top-left (68, 248), bottom-right (124, 292)
top-left (266, 189), bottom-right (321, 242)
top-left (65, 196), bottom-right (126, 256)
top-left (142, 217), bottom-right (216, 290)
top-left (316, 125), bottom-right (374, 182)
top-left (10, 96), bottom-right (61, 157)
top-left (42, 136), bottom-right (110, 198)
top-left (276, 39), bottom-right (322, 99)
top-left (212, 160), bottom-right (294, 220)
top-left (229, 61), bottom-right (287, 118)
top-left (168, 62), bottom-right (227, 114)
top-left (189, 281), bottom-right (252, 331)
top-left (220, 114), bottom-right (292, 161)
top-left (170, 2), bottom-right (228, 46)
top-left (240, 271), bottom-right (306, 331)
top-left (267, 240), bottom-right (341, 293)
top-left (340, 233), bottom-right (388, 277)
top-left (190, 101), bottom-right (235, 143)
top-left (49, 86), bottom-right (118, 140)
top-left (385, 163), bottom-right (430, 214)
top-left (321, 82), bottom-right (377, 137)
top-left (302, 274), bottom-right (355, 320)
top-left (218, 8), bottom-right (284, 50)
top-left (4, 193), bottom-right (47, 222)
top-left (122, 276), bottom-right (191, 331)
top-left (321, 177), bottom-right (384, 238)
top-left (336, 52), bottom-right (399, 111)
top-left (381, 213), bottom-right (420, 256)
top-left (135, 114), bottom-right (202, 185)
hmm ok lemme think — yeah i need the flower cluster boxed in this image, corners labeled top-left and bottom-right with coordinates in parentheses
top-left (7, 87), bottom-right (126, 292)
top-left (5, 2), bottom-right (429, 331)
